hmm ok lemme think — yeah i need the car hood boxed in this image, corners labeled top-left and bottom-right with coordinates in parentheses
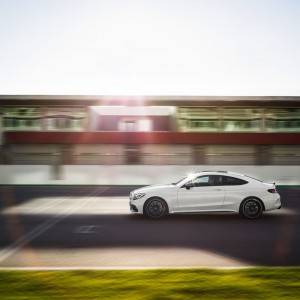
top-left (133, 183), bottom-right (176, 194)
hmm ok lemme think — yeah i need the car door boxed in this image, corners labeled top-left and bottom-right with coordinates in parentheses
top-left (221, 175), bottom-right (249, 211)
top-left (177, 175), bottom-right (225, 212)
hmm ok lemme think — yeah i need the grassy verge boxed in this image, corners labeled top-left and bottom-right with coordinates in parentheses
top-left (0, 268), bottom-right (299, 299)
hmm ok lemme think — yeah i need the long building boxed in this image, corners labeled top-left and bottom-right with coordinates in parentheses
top-left (0, 95), bottom-right (300, 166)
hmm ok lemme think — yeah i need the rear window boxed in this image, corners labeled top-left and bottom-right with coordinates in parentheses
top-left (222, 176), bottom-right (248, 186)
top-left (244, 175), bottom-right (263, 182)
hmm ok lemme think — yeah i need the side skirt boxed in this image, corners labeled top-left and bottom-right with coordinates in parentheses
top-left (170, 209), bottom-right (238, 214)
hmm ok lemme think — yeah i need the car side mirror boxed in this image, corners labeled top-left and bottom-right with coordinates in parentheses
top-left (185, 182), bottom-right (194, 190)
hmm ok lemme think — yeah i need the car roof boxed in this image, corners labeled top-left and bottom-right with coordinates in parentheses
top-left (194, 171), bottom-right (244, 177)
top-left (188, 171), bottom-right (266, 184)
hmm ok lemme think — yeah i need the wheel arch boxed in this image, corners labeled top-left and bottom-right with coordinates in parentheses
top-left (239, 196), bottom-right (265, 212)
top-left (143, 196), bottom-right (169, 215)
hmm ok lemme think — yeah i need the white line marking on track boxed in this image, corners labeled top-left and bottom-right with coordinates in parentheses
top-left (0, 187), bottom-right (109, 264)
top-left (73, 225), bottom-right (102, 234)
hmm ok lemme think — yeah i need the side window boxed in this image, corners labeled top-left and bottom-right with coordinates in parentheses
top-left (193, 176), bottom-right (210, 186)
top-left (191, 175), bottom-right (222, 187)
top-left (222, 176), bottom-right (248, 186)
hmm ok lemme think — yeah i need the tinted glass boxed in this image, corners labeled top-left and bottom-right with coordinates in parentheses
top-left (222, 176), bottom-right (248, 186)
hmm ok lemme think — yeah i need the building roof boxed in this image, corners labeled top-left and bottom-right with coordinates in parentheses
top-left (0, 95), bottom-right (300, 106)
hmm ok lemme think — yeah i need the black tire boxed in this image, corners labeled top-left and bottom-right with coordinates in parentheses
top-left (240, 198), bottom-right (264, 219)
top-left (144, 198), bottom-right (168, 219)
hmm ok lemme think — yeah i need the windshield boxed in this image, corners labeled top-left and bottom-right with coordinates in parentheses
top-left (172, 177), bottom-right (187, 186)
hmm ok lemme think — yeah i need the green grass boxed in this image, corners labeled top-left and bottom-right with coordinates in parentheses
top-left (0, 268), bottom-right (299, 299)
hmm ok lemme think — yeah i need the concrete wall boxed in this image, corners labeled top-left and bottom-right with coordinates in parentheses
top-left (0, 165), bottom-right (299, 185)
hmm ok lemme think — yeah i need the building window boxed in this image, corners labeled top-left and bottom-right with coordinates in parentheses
top-left (178, 107), bottom-right (220, 132)
top-left (46, 106), bottom-right (86, 131)
top-left (266, 108), bottom-right (300, 132)
top-left (3, 106), bottom-right (41, 131)
top-left (223, 108), bottom-right (262, 132)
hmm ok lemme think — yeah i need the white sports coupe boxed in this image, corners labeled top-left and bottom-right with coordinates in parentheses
top-left (129, 171), bottom-right (281, 219)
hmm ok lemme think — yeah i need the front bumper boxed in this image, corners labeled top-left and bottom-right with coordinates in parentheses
top-left (129, 197), bottom-right (143, 213)
top-left (130, 203), bottom-right (138, 213)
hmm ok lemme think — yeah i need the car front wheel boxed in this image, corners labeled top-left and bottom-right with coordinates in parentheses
top-left (240, 198), bottom-right (263, 219)
top-left (144, 198), bottom-right (167, 219)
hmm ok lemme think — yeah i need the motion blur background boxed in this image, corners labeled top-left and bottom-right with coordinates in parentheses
top-left (0, 95), bottom-right (299, 185)
top-left (0, 0), bottom-right (300, 274)
top-left (0, 0), bottom-right (300, 185)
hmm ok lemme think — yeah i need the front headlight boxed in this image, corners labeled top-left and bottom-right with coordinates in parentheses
top-left (133, 193), bottom-right (145, 200)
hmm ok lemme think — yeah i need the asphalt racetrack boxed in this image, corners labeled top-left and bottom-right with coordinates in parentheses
top-left (0, 186), bottom-right (299, 269)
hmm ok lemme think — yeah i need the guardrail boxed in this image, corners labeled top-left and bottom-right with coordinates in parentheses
top-left (0, 165), bottom-right (299, 186)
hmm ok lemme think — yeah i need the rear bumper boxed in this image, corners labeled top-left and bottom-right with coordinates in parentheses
top-left (263, 193), bottom-right (281, 211)
top-left (274, 197), bottom-right (281, 209)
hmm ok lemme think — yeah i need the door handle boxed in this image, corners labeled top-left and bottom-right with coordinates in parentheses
top-left (214, 189), bottom-right (222, 191)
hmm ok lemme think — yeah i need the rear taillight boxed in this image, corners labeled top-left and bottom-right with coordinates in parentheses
top-left (268, 188), bottom-right (277, 193)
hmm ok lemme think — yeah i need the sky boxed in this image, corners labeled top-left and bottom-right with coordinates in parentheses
top-left (0, 0), bottom-right (300, 95)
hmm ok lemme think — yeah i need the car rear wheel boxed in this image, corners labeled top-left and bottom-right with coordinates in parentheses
top-left (240, 198), bottom-right (263, 219)
top-left (145, 198), bottom-right (167, 219)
